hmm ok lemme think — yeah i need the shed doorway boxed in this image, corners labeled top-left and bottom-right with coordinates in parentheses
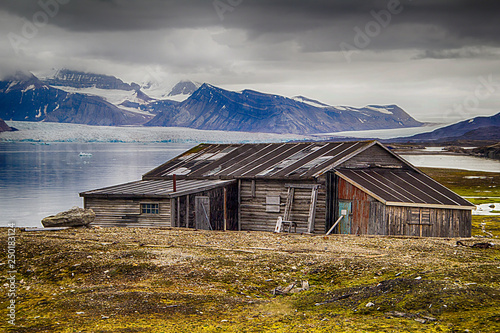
top-left (338, 201), bottom-right (352, 234)
top-left (195, 196), bottom-right (212, 230)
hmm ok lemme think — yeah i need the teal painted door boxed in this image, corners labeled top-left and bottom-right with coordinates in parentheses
top-left (338, 201), bottom-right (352, 234)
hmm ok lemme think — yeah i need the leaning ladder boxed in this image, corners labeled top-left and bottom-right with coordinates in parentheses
top-left (275, 187), bottom-right (295, 233)
top-left (306, 186), bottom-right (319, 233)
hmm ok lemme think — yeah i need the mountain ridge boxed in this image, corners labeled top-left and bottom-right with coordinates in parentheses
top-left (0, 72), bottom-right (152, 126)
top-left (1, 70), bottom-right (425, 134)
top-left (390, 112), bottom-right (500, 142)
top-left (145, 83), bottom-right (423, 134)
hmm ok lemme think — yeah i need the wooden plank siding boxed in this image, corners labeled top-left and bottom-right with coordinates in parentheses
top-left (338, 144), bottom-right (406, 169)
top-left (385, 206), bottom-right (471, 237)
top-left (337, 178), bottom-right (376, 235)
top-left (239, 180), bottom-right (326, 234)
top-left (171, 183), bottom-right (239, 231)
top-left (84, 198), bottom-right (171, 228)
top-left (368, 202), bottom-right (387, 235)
top-left (336, 176), bottom-right (471, 237)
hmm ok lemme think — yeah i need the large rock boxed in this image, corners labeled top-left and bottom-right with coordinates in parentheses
top-left (42, 207), bottom-right (95, 228)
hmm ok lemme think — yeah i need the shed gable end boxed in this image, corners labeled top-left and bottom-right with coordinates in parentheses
top-left (338, 144), bottom-right (406, 169)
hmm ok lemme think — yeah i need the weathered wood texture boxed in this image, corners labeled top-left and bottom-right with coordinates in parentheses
top-left (337, 178), bottom-right (375, 235)
top-left (84, 198), bottom-right (171, 228)
top-left (336, 178), bottom-right (471, 237)
top-left (171, 183), bottom-right (239, 231)
top-left (385, 206), bottom-right (471, 237)
top-left (338, 145), bottom-right (406, 169)
top-left (239, 180), bottom-right (326, 233)
top-left (368, 202), bottom-right (387, 235)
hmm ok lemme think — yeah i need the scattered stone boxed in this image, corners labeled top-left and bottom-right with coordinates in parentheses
top-left (366, 302), bottom-right (375, 307)
top-left (42, 207), bottom-right (95, 228)
top-left (301, 280), bottom-right (310, 291)
top-left (273, 281), bottom-right (311, 295)
top-left (280, 283), bottom-right (296, 294)
top-left (386, 311), bottom-right (408, 318)
top-left (414, 318), bottom-right (427, 324)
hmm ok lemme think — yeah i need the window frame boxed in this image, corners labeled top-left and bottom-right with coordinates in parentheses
top-left (140, 203), bottom-right (159, 215)
top-left (408, 207), bottom-right (431, 225)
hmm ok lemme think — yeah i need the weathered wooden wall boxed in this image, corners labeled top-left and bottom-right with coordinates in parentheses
top-left (171, 183), bottom-right (239, 231)
top-left (368, 201), bottom-right (387, 235)
top-left (335, 178), bottom-right (471, 237)
top-left (386, 206), bottom-right (471, 237)
top-left (84, 198), bottom-right (171, 227)
top-left (239, 179), bottom-right (326, 233)
top-left (339, 145), bottom-right (406, 169)
top-left (337, 178), bottom-right (376, 235)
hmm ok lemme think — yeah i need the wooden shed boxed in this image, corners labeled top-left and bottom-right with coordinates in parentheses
top-left (80, 141), bottom-right (475, 237)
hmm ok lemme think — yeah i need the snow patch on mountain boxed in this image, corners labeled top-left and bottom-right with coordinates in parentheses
top-left (141, 79), bottom-right (201, 101)
top-left (53, 86), bottom-right (150, 106)
top-left (165, 93), bottom-right (192, 102)
top-left (366, 106), bottom-right (394, 114)
top-left (292, 96), bottom-right (331, 108)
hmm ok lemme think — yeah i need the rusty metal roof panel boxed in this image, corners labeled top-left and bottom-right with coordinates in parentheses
top-left (267, 142), bottom-right (341, 178)
top-left (142, 141), bottom-right (376, 180)
top-left (294, 142), bottom-right (364, 178)
top-left (337, 169), bottom-right (474, 208)
top-left (80, 179), bottom-right (236, 198)
top-left (232, 143), bottom-right (308, 177)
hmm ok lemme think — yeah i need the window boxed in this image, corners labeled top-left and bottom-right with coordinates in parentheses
top-left (141, 203), bottom-right (159, 214)
top-left (409, 208), bottom-right (431, 225)
top-left (266, 196), bottom-right (281, 212)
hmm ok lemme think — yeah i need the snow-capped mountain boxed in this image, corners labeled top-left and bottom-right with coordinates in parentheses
top-left (146, 83), bottom-right (423, 134)
top-left (40, 69), bottom-right (155, 114)
top-left (40, 70), bottom-right (198, 114)
top-left (0, 72), bottom-right (152, 126)
top-left (1, 71), bottom-right (423, 134)
top-left (167, 80), bottom-right (202, 101)
top-left (42, 69), bottom-right (140, 91)
top-left (140, 79), bottom-right (201, 102)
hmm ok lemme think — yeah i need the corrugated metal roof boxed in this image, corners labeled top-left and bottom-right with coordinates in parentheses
top-left (143, 141), bottom-right (374, 180)
top-left (80, 179), bottom-right (235, 198)
top-left (336, 169), bottom-right (475, 209)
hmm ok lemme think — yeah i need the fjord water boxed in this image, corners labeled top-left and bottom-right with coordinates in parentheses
top-left (0, 142), bottom-right (194, 227)
top-left (399, 154), bottom-right (500, 173)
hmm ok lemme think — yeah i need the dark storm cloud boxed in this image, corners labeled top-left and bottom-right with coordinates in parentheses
top-left (1, 0), bottom-right (499, 53)
top-left (1, 0), bottom-right (499, 123)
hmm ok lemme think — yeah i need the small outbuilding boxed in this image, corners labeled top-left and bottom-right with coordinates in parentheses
top-left (80, 141), bottom-right (475, 237)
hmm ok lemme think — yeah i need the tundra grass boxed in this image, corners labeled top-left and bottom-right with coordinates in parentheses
top-left (420, 167), bottom-right (500, 204)
top-left (1, 226), bottom-right (499, 332)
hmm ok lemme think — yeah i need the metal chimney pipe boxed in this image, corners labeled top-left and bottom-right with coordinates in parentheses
top-left (173, 174), bottom-right (177, 192)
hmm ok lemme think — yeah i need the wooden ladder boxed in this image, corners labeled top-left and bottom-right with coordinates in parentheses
top-left (275, 187), bottom-right (295, 233)
top-left (307, 186), bottom-right (319, 233)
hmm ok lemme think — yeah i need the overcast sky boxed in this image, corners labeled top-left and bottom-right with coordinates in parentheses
top-left (1, 0), bottom-right (500, 123)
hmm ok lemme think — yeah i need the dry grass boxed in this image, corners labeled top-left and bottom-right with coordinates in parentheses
top-left (1, 226), bottom-right (499, 332)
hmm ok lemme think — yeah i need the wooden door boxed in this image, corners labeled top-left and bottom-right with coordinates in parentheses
top-left (338, 201), bottom-right (352, 234)
top-left (195, 196), bottom-right (211, 230)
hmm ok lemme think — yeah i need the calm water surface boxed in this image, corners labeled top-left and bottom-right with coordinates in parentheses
top-left (1, 143), bottom-right (499, 227)
top-left (400, 154), bottom-right (500, 173)
top-left (0, 142), bottom-right (194, 227)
